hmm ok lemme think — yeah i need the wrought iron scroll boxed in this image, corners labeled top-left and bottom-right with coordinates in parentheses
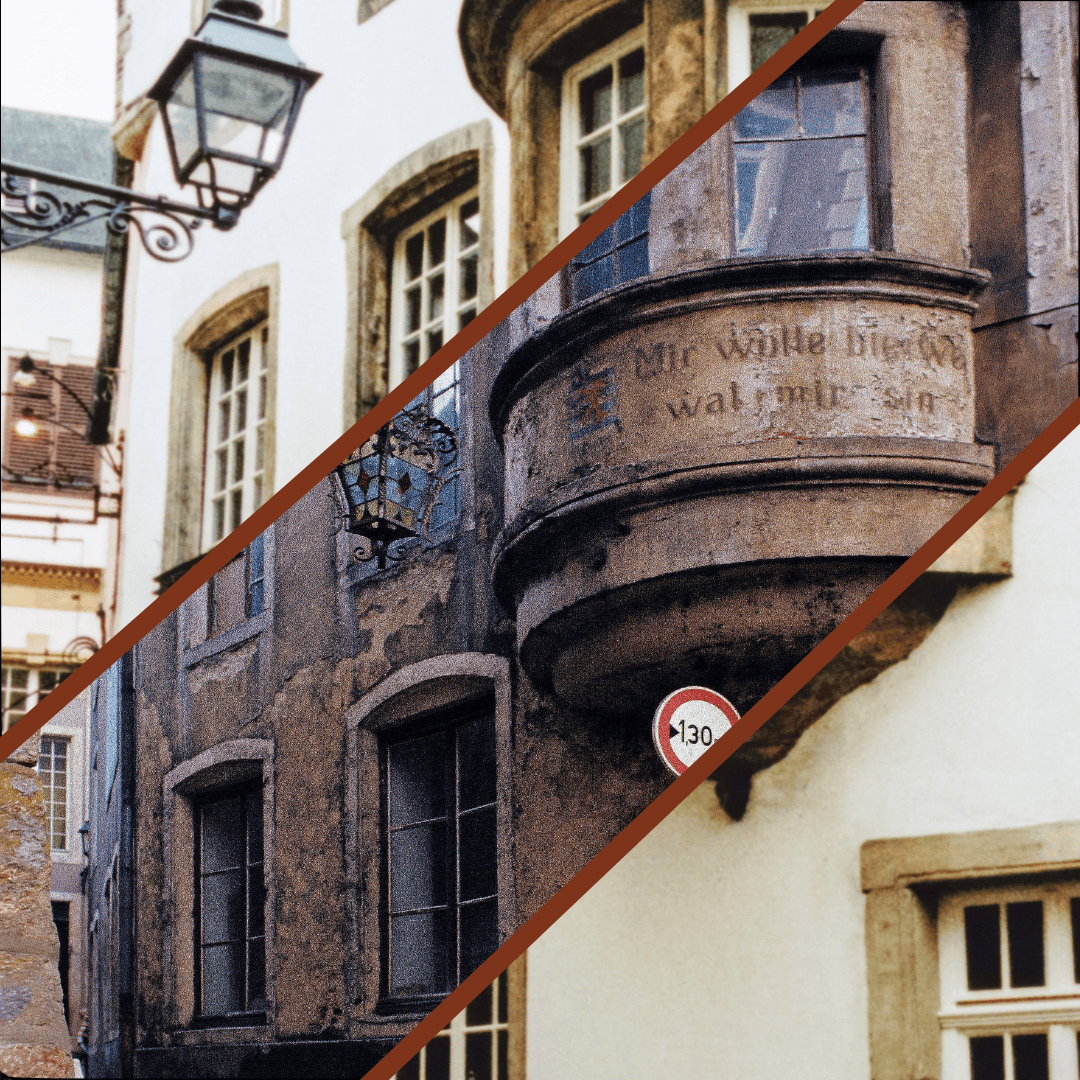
top-left (1, 161), bottom-right (224, 262)
top-left (336, 401), bottom-right (462, 571)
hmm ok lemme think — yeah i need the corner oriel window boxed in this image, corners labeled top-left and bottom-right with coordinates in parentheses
top-left (732, 66), bottom-right (871, 256)
top-left (195, 787), bottom-right (267, 1023)
top-left (203, 322), bottom-right (269, 548)
top-left (938, 882), bottom-right (1080, 1080)
top-left (560, 27), bottom-right (647, 236)
top-left (390, 192), bottom-right (481, 388)
top-left (383, 705), bottom-right (498, 1007)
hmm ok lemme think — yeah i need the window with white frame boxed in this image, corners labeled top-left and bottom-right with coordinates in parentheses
top-left (938, 880), bottom-right (1080, 1080)
top-left (726, 3), bottom-right (827, 91)
top-left (203, 322), bottom-right (269, 548)
top-left (1, 664), bottom-right (75, 732)
top-left (389, 191), bottom-right (481, 390)
top-left (38, 736), bottom-right (70, 851)
top-left (394, 971), bottom-right (511, 1080)
top-left (559, 26), bottom-right (647, 237)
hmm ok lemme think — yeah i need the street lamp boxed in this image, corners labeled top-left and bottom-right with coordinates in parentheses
top-left (149, 0), bottom-right (321, 223)
top-left (334, 403), bottom-right (461, 571)
top-left (1, 1), bottom-right (320, 260)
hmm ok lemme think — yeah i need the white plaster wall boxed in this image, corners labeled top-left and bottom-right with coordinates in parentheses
top-left (0, 248), bottom-right (103, 359)
top-left (525, 426), bottom-right (1080, 1079)
top-left (114, 0), bottom-right (511, 627)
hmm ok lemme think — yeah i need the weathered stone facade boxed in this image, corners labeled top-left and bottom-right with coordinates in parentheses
top-left (1, 747), bottom-right (76, 1079)
top-left (81, 1), bottom-right (1076, 1076)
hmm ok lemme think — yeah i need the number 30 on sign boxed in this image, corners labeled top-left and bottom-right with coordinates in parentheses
top-left (651, 686), bottom-right (741, 776)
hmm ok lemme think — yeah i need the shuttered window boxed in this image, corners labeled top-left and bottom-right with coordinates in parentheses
top-left (3, 357), bottom-right (99, 491)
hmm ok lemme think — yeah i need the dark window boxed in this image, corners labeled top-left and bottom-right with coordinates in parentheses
top-left (750, 12), bottom-right (811, 73)
top-left (569, 191), bottom-right (651, 303)
top-left (2, 357), bottom-right (99, 492)
top-left (51, 900), bottom-right (70, 1025)
top-left (208, 535), bottom-right (268, 636)
top-left (383, 704), bottom-right (498, 1008)
top-left (732, 66), bottom-right (871, 256)
top-left (195, 788), bottom-right (266, 1022)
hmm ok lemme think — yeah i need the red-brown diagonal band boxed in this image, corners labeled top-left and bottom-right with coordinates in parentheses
top-left (0, 0), bottom-right (866, 760)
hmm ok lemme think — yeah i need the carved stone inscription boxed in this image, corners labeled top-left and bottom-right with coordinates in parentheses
top-left (503, 299), bottom-right (976, 516)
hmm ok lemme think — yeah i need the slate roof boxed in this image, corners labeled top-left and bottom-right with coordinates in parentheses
top-left (2, 106), bottom-right (114, 253)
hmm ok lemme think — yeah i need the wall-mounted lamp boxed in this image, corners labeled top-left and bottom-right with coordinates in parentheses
top-left (1, 1), bottom-right (320, 261)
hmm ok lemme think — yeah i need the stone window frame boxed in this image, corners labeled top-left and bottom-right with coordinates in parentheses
top-left (860, 821), bottom-right (1080, 1080)
top-left (344, 654), bottom-right (514, 1034)
top-left (341, 122), bottom-right (495, 431)
top-left (161, 739), bottom-right (276, 1039)
top-left (163, 266), bottom-right (280, 578)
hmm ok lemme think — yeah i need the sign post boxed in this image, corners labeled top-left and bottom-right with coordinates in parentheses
top-left (651, 686), bottom-right (741, 776)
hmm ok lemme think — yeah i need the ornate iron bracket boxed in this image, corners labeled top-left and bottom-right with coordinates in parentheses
top-left (335, 403), bottom-right (461, 570)
top-left (2, 160), bottom-right (240, 262)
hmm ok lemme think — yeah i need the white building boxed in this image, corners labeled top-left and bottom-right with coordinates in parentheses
top-left (1, 105), bottom-right (118, 1058)
top-left (524, 424), bottom-right (1080, 1080)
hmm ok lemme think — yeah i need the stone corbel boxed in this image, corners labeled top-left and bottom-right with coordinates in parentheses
top-left (111, 96), bottom-right (158, 163)
top-left (713, 488), bottom-right (1016, 820)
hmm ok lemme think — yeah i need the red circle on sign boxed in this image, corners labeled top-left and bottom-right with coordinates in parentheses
top-left (652, 686), bottom-right (741, 776)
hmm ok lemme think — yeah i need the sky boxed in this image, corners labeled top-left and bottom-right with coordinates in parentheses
top-left (1, 0), bottom-right (116, 122)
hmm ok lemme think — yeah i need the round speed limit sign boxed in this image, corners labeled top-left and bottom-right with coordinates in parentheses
top-left (652, 686), bottom-right (740, 776)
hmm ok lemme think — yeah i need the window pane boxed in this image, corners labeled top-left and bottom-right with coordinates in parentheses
top-left (498, 971), bottom-right (507, 1023)
top-left (618, 49), bottom-right (645, 114)
top-left (221, 349), bottom-right (234, 391)
top-left (405, 286), bottom-right (421, 334)
top-left (202, 797), bottom-right (245, 870)
top-left (1006, 901), bottom-right (1044, 987)
top-left (749, 13), bottom-right (807, 73)
top-left (619, 115), bottom-right (645, 184)
top-left (201, 869), bottom-right (245, 943)
top-left (426, 1036), bottom-right (450, 1080)
top-left (236, 388), bottom-right (247, 433)
top-left (248, 936), bottom-right (266, 1007)
top-left (1012, 1033), bottom-right (1049, 1080)
top-left (237, 337), bottom-right (250, 384)
top-left (459, 197), bottom-right (480, 248)
top-left (428, 218), bottom-right (446, 268)
top-left (965, 904), bottom-right (1002, 990)
top-left (248, 867), bottom-right (265, 937)
top-left (218, 400), bottom-right (231, 444)
top-left (213, 497), bottom-right (225, 542)
top-left (579, 65), bottom-right (613, 135)
top-left (618, 236), bottom-right (649, 283)
top-left (389, 734), bottom-right (447, 826)
top-left (231, 488), bottom-right (243, 531)
top-left (459, 307), bottom-right (477, 330)
top-left (734, 136), bottom-right (867, 256)
top-left (457, 715), bottom-right (496, 810)
top-left (460, 806), bottom-right (497, 902)
top-left (405, 232), bottom-right (424, 281)
top-left (396, 1054), bottom-right (420, 1080)
top-left (233, 438), bottom-right (245, 484)
top-left (427, 328), bottom-right (444, 358)
top-left (733, 75), bottom-right (797, 140)
top-left (498, 1029), bottom-right (508, 1079)
top-left (390, 822), bottom-right (448, 911)
top-left (460, 251), bottom-right (479, 303)
top-left (390, 910), bottom-right (449, 995)
top-left (404, 339), bottom-right (421, 377)
top-left (572, 257), bottom-right (615, 303)
top-left (429, 273), bottom-right (445, 322)
top-left (459, 898), bottom-right (498, 981)
top-left (465, 1031), bottom-right (493, 1080)
top-left (202, 942), bottom-right (244, 1015)
top-left (466, 982), bottom-right (492, 1027)
top-left (215, 448), bottom-right (228, 493)
top-left (580, 135), bottom-right (612, 204)
top-left (801, 71), bottom-right (865, 137)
